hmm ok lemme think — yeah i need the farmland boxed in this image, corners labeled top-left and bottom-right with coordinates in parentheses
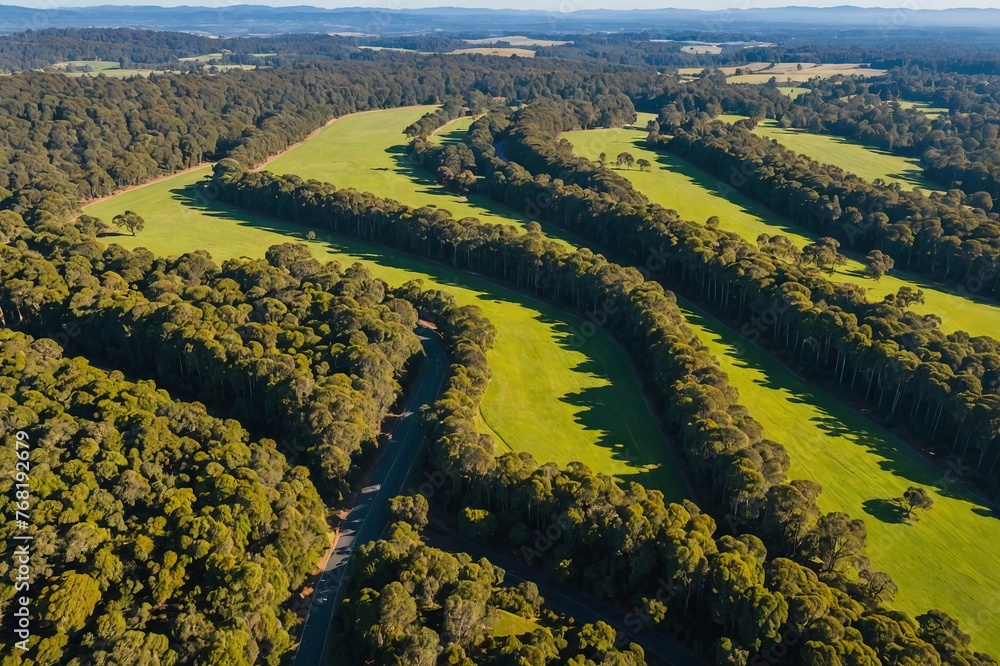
top-left (563, 115), bottom-right (996, 339)
top-left (718, 114), bottom-right (942, 192)
top-left (83, 107), bottom-right (689, 499)
top-left (564, 115), bottom-right (1000, 654)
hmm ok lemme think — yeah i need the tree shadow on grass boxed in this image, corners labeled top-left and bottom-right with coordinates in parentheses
top-left (675, 299), bottom-right (997, 519)
top-left (863, 498), bottom-right (909, 524)
top-left (171, 182), bottom-right (682, 496)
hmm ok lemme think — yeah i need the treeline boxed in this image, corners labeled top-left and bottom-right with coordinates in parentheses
top-left (777, 68), bottom-right (1000, 202)
top-left (0, 329), bottom-right (329, 664)
top-left (456, 102), bottom-right (1000, 498)
top-left (0, 210), bottom-right (421, 498)
top-left (209, 161), bottom-right (997, 663)
top-left (0, 56), bottom-right (659, 221)
top-left (656, 117), bottom-right (1000, 297)
top-left (404, 97), bottom-right (469, 138)
top-left (336, 518), bottom-right (648, 664)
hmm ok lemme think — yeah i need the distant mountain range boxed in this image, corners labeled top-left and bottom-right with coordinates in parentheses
top-left (2, 4), bottom-right (1000, 36)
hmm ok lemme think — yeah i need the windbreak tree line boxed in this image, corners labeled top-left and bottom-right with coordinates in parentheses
top-left (657, 119), bottom-right (1000, 297)
top-left (0, 210), bottom-right (422, 499)
top-left (476, 101), bottom-right (1000, 497)
top-left (0, 329), bottom-right (329, 664)
top-left (755, 67), bottom-right (1000, 203)
top-left (208, 160), bottom-right (997, 664)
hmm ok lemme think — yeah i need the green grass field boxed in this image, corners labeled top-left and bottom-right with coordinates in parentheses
top-left (429, 116), bottom-right (476, 145)
top-left (563, 116), bottom-right (996, 339)
top-left (493, 611), bottom-right (540, 637)
top-left (718, 114), bottom-right (941, 193)
top-left (264, 106), bottom-right (563, 240)
top-left (83, 108), bottom-right (689, 501)
top-left (564, 117), bottom-right (1000, 653)
top-left (896, 100), bottom-right (947, 120)
top-left (678, 299), bottom-right (1000, 654)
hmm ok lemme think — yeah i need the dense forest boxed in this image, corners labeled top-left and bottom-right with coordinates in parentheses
top-left (0, 328), bottom-right (329, 663)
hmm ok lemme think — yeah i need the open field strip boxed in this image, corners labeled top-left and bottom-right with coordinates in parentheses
top-left (565, 117), bottom-right (1000, 653)
top-left (777, 86), bottom-right (810, 98)
top-left (450, 47), bottom-right (536, 57)
top-left (564, 115), bottom-right (996, 338)
top-left (678, 299), bottom-right (1000, 654)
top-left (718, 113), bottom-right (942, 193)
top-left (896, 99), bottom-right (947, 120)
top-left (264, 106), bottom-right (564, 238)
top-left (83, 107), bottom-right (688, 499)
top-left (429, 115), bottom-right (477, 144)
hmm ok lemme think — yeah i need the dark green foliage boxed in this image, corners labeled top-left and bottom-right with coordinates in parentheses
top-left (337, 524), bottom-right (648, 665)
top-left (0, 329), bottom-right (329, 663)
top-left (0, 213), bottom-right (423, 498)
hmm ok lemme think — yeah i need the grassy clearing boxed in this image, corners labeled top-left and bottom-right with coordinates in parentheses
top-left (678, 299), bottom-right (1000, 655)
top-left (718, 114), bottom-right (940, 193)
top-left (680, 63), bottom-right (886, 84)
top-left (83, 109), bottom-right (689, 501)
top-left (429, 116), bottom-right (476, 145)
top-left (565, 118), bottom-right (1000, 653)
top-left (778, 86), bottom-right (810, 98)
top-left (264, 106), bottom-right (573, 245)
top-left (896, 99), bottom-right (948, 120)
top-left (464, 36), bottom-right (570, 47)
top-left (494, 611), bottom-right (540, 637)
top-left (563, 116), bottom-right (996, 338)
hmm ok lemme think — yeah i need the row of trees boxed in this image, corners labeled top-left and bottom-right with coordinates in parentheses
top-left (656, 118), bottom-right (1000, 297)
top-left (0, 210), bottom-right (422, 499)
top-left (775, 67), bottom-right (1000, 202)
top-left (0, 328), bottom-right (330, 663)
top-left (209, 160), bottom-right (996, 663)
top-left (470, 102), bottom-right (1000, 498)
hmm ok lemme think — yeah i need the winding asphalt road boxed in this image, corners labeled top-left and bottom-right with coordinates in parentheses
top-left (426, 528), bottom-right (705, 666)
top-left (292, 323), bottom-right (447, 666)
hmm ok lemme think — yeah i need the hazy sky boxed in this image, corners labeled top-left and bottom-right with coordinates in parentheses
top-left (10, 0), bottom-right (1000, 9)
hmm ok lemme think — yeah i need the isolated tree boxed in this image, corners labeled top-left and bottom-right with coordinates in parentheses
top-left (598, 152), bottom-right (607, 167)
top-left (864, 250), bottom-right (895, 281)
top-left (636, 158), bottom-right (652, 172)
top-left (615, 152), bottom-right (635, 170)
top-left (900, 486), bottom-right (934, 520)
top-left (112, 210), bottom-right (145, 236)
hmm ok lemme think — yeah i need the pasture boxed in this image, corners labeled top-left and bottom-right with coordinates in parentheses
top-left (563, 116), bottom-right (996, 338)
top-left (83, 108), bottom-right (689, 500)
top-left (678, 299), bottom-right (1000, 656)
top-left (719, 114), bottom-right (942, 192)
top-left (564, 118), bottom-right (1000, 654)
top-left (262, 105), bottom-right (566, 240)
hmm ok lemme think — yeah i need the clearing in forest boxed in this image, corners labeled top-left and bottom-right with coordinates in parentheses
top-left (563, 115), bottom-right (995, 339)
top-left (718, 113), bottom-right (941, 193)
top-left (82, 107), bottom-right (688, 500)
top-left (565, 117), bottom-right (1000, 654)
